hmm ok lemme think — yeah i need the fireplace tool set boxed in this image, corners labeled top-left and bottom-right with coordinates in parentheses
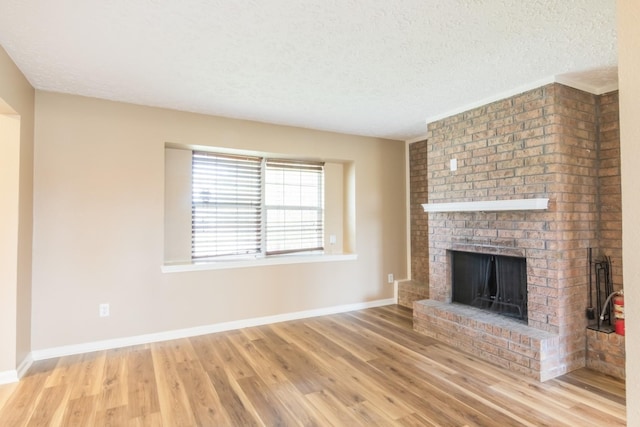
top-left (587, 247), bottom-right (624, 335)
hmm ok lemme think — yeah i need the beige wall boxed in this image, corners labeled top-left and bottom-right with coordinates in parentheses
top-left (0, 46), bottom-right (34, 374)
top-left (163, 147), bottom-right (192, 263)
top-left (32, 91), bottom-right (406, 350)
top-left (618, 0), bottom-right (640, 424)
top-left (0, 114), bottom-right (20, 372)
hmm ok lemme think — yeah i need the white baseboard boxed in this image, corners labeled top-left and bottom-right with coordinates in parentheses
top-left (0, 353), bottom-right (34, 385)
top-left (17, 353), bottom-right (33, 379)
top-left (31, 298), bottom-right (396, 361)
top-left (0, 370), bottom-right (18, 385)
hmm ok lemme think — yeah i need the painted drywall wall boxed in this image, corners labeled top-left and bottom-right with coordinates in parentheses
top-left (31, 91), bottom-right (406, 350)
top-left (0, 45), bottom-right (34, 375)
top-left (163, 147), bottom-right (192, 263)
top-left (0, 114), bottom-right (20, 372)
top-left (618, 0), bottom-right (639, 423)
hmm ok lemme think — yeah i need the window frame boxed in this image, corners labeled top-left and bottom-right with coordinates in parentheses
top-left (191, 150), bottom-right (325, 262)
top-left (264, 158), bottom-right (325, 256)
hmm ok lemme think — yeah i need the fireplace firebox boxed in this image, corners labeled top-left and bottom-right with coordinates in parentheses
top-left (451, 251), bottom-right (527, 322)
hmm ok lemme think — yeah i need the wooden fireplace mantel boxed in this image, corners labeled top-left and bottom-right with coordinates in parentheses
top-left (421, 198), bottom-right (549, 213)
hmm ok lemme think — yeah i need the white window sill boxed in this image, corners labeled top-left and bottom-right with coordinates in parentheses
top-left (161, 253), bottom-right (358, 273)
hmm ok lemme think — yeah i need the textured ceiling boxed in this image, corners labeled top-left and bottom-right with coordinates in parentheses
top-left (0, 0), bottom-right (617, 140)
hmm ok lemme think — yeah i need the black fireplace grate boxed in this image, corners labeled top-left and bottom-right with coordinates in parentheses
top-left (451, 251), bottom-right (527, 322)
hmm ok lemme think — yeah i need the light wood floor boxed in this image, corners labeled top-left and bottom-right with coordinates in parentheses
top-left (0, 305), bottom-right (626, 426)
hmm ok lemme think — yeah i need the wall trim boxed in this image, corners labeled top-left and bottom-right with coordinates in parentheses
top-left (0, 354), bottom-right (34, 385)
top-left (17, 353), bottom-right (33, 379)
top-left (0, 370), bottom-right (18, 385)
top-left (31, 298), bottom-right (396, 361)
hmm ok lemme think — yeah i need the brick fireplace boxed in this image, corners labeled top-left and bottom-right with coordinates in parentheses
top-left (410, 84), bottom-right (624, 381)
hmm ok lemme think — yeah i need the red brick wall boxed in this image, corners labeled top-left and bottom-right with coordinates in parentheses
top-left (587, 329), bottom-right (625, 379)
top-left (588, 91), bottom-right (624, 378)
top-left (409, 140), bottom-right (429, 284)
top-left (409, 83), bottom-right (623, 378)
top-left (598, 91), bottom-right (622, 288)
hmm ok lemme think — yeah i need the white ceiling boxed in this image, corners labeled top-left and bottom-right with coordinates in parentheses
top-left (0, 0), bottom-right (617, 141)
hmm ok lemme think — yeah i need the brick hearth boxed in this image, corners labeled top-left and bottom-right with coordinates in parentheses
top-left (414, 300), bottom-right (559, 381)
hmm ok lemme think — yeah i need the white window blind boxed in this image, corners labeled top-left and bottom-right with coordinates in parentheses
top-left (265, 159), bottom-right (324, 255)
top-left (192, 152), bottom-right (262, 260)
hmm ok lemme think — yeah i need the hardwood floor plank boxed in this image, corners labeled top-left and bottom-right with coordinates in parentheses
top-left (97, 347), bottom-right (129, 411)
top-left (544, 379), bottom-right (626, 419)
top-left (264, 335), bottom-right (368, 408)
top-left (278, 319), bottom-right (416, 420)
top-left (25, 385), bottom-right (69, 427)
top-left (68, 351), bottom-right (106, 400)
top-left (0, 361), bottom-right (53, 426)
top-left (440, 369), bottom-right (558, 427)
top-left (354, 305), bottom-right (415, 330)
top-left (395, 412), bottom-right (441, 427)
top-left (300, 342), bottom-right (416, 420)
top-left (255, 324), bottom-right (289, 346)
top-left (126, 347), bottom-right (161, 420)
top-left (305, 317), bottom-right (381, 361)
top-left (272, 319), bottom-right (351, 358)
top-left (61, 395), bottom-right (97, 426)
top-left (569, 402), bottom-right (626, 426)
top-left (368, 356), bottom-right (514, 427)
top-left (269, 380), bottom-right (331, 426)
top-left (225, 331), bottom-right (290, 385)
top-left (208, 332), bottom-right (256, 380)
top-left (305, 389), bottom-right (364, 426)
top-left (555, 369), bottom-right (626, 404)
top-left (95, 404), bottom-right (128, 427)
top-left (0, 304), bottom-right (627, 425)
top-left (346, 309), bottom-right (438, 350)
top-left (188, 335), bottom-right (224, 373)
top-left (236, 374), bottom-right (300, 426)
top-left (204, 365), bottom-right (260, 426)
top-left (426, 342), bottom-right (528, 385)
top-left (42, 354), bottom-right (82, 389)
top-left (340, 313), bottom-right (456, 374)
top-left (161, 338), bottom-right (199, 365)
top-left (490, 380), bottom-right (609, 427)
top-left (0, 382), bottom-right (18, 414)
top-left (348, 400), bottom-right (399, 427)
top-left (251, 339), bottom-right (324, 395)
top-left (339, 352), bottom-right (472, 426)
top-left (175, 359), bottom-right (230, 426)
top-left (128, 411), bottom-right (164, 426)
top-left (151, 342), bottom-right (197, 426)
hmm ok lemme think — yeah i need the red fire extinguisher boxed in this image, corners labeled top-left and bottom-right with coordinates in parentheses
top-left (613, 291), bottom-right (625, 336)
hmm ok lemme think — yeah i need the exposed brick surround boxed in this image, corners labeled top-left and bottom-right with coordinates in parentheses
top-left (586, 329), bottom-right (625, 379)
top-left (410, 140), bottom-right (430, 285)
top-left (410, 83), bottom-right (624, 380)
top-left (597, 92), bottom-right (622, 287)
top-left (397, 280), bottom-right (429, 309)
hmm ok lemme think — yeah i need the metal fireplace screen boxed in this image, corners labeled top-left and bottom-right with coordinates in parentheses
top-left (451, 251), bottom-right (527, 322)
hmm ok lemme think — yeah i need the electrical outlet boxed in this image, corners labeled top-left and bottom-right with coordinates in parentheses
top-left (99, 303), bottom-right (110, 317)
top-left (387, 273), bottom-right (394, 284)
